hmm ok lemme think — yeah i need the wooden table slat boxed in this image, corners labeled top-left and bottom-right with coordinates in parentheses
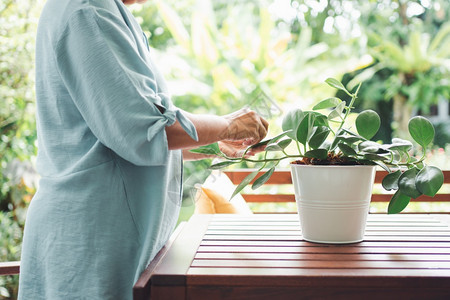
top-left (209, 221), bottom-right (448, 227)
top-left (135, 214), bottom-right (450, 300)
top-left (205, 230), bottom-right (450, 237)
top-left (200, 240), bottom-right (450, 248)
top-left (208, 226), bottom-right (450, 232)
top-left (194, 252), bottom-right (450, 261)
top-left (196, 245), bottom-right (450, 254)
top-left (187, 266), bottom-right (450, 277)
top-left (190, 259), bottom-right (450, 269)
top-left (203, 234), bottom-right (450, 242)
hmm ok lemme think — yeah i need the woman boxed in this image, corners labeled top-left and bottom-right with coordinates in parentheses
top-left (18, 0), bottom-right (268, 299)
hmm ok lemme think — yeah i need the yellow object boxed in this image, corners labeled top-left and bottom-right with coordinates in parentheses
top-left (194, 187), bottom-right (240, 214)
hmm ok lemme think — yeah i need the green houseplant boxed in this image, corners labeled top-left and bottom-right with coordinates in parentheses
top-left (191, 78), bottom-right (444, 243)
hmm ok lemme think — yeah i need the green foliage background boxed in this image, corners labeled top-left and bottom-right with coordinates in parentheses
top-left (1, 0), bottom-right (449, 298)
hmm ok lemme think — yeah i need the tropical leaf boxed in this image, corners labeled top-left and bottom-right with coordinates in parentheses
top-left (355, 110), bottom-right (380, 140)
top-left (325, 78), bottom-right (348, 93)
top-left (191, 12), bottom-right (219, 68)
top-left (398, 168), bottom-right (422, 199)
top-left (338, 143), bottom-right (356, 156)
top-left (209, 161), bottom-right (238, 170)
top-left (415, 166), bottom-right (444, 197)
top-left (304, 149), bottom-right (328, 160)
top-left (282, 109), bottom-right (304, 140)
top-left (309, 126), bottom-right (330, 149)
top-left (155, 0), bottom-right (190, 51)
top-left (231, 170), bottom-right (259, 199)
top-left (388, 190), bottom-right (411, 214)
top-left (252, 167), bottom-right (275, 190)
top-left (296, 112), bottom-right (316, 145)
top-left (358, 141), bottom-right (388, 154)
top-left (382, 170), bottom-right (402, 191)
top-left (312, 97), bottom-right (342, 110)
top-left (327, 101), bottom-right (345, 120)
top-left (387, 138), bottom-right (413, 152)
top-left (190, 143), bottom-right (221, 155)
top-left (408, 116), bottom-right (435, 148)
top-left (429, 22), bottom-right (450, 54)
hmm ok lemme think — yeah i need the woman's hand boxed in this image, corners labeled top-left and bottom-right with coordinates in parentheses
top-left (218, 140), bottom-right (266, 158)
top-left (167, 109), bottom-right (268, 151)
top-left (219, 108), bottom-right (269, 146)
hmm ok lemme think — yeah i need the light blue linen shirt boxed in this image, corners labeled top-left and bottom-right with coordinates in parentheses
top-left (18, 0), bottom-right (197, 299)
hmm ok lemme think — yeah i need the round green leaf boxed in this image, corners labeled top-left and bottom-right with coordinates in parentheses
top-left (312, 97), bottom-right (342, 110)
top-left (415, 166), bottom-right (444, 197)
top-left (398, 168), bottom-right (422, 199)
top-left (382, 170), bottom-right (402, 191)
top-left (388, 190), bottom-right (411, 214)
top-left (355, 110), bottom-right (380, 140)
top-left (408, 116), bottom-right (435, 148)
top-left (282, 109), bottom-right (304, 140)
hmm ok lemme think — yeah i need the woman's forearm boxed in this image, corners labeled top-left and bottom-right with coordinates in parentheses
top-left (166, 108), bottom-right (268, 151)
top-left (165, 111), bottom-right (229, 150)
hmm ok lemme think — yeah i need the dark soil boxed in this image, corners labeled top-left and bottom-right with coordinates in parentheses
top-left (292, 153), bottom-right (362, 166)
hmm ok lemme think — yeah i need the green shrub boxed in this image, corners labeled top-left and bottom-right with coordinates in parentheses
top-left (0, 212), bottom-right (23, 300)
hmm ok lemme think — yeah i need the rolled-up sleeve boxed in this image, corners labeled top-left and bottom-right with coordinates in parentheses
top-left (54, 7), bottom-right (197, 166)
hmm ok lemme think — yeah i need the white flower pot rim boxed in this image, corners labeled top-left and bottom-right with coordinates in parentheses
top-left (290, 164), bottom-right (376, 168)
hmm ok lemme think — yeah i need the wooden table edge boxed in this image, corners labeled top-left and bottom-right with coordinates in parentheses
top-left (133, 221), bottom-right (186, 299)
top-left (133, 214), bottom-right (213, 300)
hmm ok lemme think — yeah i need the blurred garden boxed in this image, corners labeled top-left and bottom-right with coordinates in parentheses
top-left (1, 0), bottom-right (449, 298)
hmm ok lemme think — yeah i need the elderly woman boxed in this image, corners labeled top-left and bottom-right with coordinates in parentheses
top-left (18, 0), bottom-right (268, 299)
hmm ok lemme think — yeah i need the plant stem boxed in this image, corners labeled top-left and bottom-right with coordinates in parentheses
top-left (336, 84), bottom-right (360, 134)
top-left (238, 154), bottom-right (304, 164)
top-left (296, 141), bottom-right (302, 156)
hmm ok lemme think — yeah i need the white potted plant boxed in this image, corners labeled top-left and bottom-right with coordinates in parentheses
top-left (191, 78), bottom-right (444, 244)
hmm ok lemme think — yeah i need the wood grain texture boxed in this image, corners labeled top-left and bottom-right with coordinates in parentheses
top-left (136, 214), bottom-right (450, 300)
top-left (186, 285), bottom-right (450, 300)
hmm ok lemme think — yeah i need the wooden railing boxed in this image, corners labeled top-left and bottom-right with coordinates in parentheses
top-left (0, 261), bottom-right (20, 276)
top-left (224, 169), bottom-right (450, 212)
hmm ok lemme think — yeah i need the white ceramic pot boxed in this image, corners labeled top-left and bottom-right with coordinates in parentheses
top-left (290, 164), bottom-right (376, 244)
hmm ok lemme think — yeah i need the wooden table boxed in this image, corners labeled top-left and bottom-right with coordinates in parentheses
top-left (133, 214), bottom-right (450, 300)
